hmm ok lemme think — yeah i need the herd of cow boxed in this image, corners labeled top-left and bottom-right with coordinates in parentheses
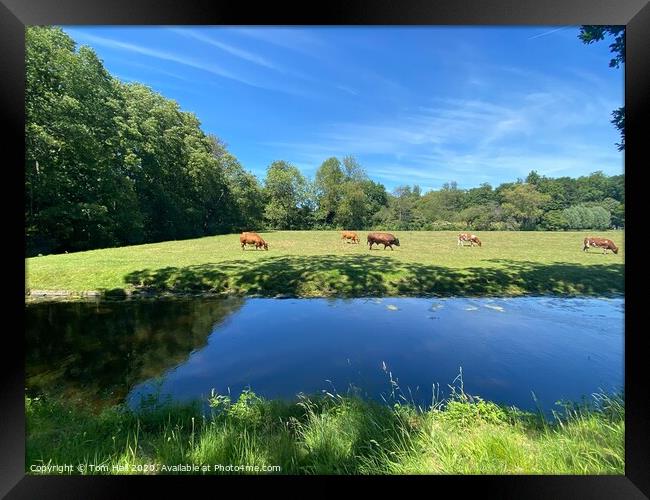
top-left (240, 231), bottom-right (619, 254)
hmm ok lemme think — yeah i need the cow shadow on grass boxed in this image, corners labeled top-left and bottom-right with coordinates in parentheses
top-left (122, 255), bottom-right (624, 298)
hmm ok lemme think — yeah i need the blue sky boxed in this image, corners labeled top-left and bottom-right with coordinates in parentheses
top-left (61, 26), bottom-right (624, 192)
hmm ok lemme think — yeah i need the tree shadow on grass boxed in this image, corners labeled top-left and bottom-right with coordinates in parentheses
top-left (123, 255), bottom-right (624, 297)
top-left (483, 259), bottom-right (624, 296)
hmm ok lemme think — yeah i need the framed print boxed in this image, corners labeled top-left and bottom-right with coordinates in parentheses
top-left (2, 0), bottom-right (648, 497)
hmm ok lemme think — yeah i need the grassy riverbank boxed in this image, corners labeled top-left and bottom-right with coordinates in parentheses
top-left (26, 231), bottom-right (624, 299)
top-left (26, 387), bottom-right (624, 475)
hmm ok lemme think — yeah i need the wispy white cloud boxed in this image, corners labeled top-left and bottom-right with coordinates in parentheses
top-left (358, 146), bottom-right (622, 191)
top-left (170, 28), bottom-right (283, 71)
top-left (230, 27), bottom-right (326, 55)
top-left (230, 27), bottom-right (407, 98)
top-left (67, 28), bottom-right (394, 104)
top-left (112, 74), bottom-right (214, 101)
top-left (335, 85), bottom-right (359, 96)
top-left (171, 27), bottom-right (343, 91)
top-left (260, 75), bottom-right (623, 190)
top-left (104, 57), bottom-right (193, 82)
top-left (68, 31), bottom-right (255, 84)
top-left (65, 29), bottom-right (313, 97)
top-left (527, 26), bottom-right (571, 40)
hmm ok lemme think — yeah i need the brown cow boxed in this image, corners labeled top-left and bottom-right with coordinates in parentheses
top-left (367, 232), bottom-right (400, 250)
top-left (458, 232), bottom-right (482, 247)
top-left (583, 237), bottom-right (618, 254)
top-left (240, 232), bottom-right (268, 250)
top-left (341, 231), bottom-right (360, 244)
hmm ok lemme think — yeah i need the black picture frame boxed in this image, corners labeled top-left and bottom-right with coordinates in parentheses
top-left (3, 0), bottom-right (648, 497)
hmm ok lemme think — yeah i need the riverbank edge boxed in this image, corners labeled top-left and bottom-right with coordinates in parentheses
top-left (24, 288), bottom-right (626, 304)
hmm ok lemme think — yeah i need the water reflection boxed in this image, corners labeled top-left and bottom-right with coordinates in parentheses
top-left (26, 297), bottom-right (244, 408)
top-left (26, 296), bottom-right (624, 413)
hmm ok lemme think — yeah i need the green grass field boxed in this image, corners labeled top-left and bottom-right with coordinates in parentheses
top-left (26, 387), bottom-right (624, 475)
top-left (25, 230), bottom-right (624, 299)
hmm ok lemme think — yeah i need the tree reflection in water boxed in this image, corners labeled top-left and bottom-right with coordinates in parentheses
top-left (26, 297), bottom-right (244, 409)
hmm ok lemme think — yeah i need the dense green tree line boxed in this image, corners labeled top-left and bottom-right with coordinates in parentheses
top-left (25, 27), bottom-right (624, 256)
top-left (370, 170), bottom-right (623, 232)
top-left (26, 27), bottom-right (264, 255)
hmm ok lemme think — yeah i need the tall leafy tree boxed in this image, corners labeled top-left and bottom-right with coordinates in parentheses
top-left (360, 180), bottom-right (389, 226)
top-left (336, 156), bottom-right (383, 229)
top-left (263, 160), bottom-right (311, 229)
top-left (26, 26), bottom-right (142, 254)
top-left (313, 155), bottom-right (387, 229)
top-left (314, 157), bottom-right (344, 225)
top-left (458, 203), bottom-right (500, 230)
top-left (118, 82), bottom-right (208, 241)
top-left (336, 181), bottom-right (368, 229)
top-left (381, 185), bottom-right (422, 229)
top-left (465, 183), bottom-right (496, 207)
top-left (575, 171), bottom-right (610, 203)
top-left (500, 183), bottom-right (551, 230)
top-left (535, 175), bottom-right (575, 211)
top-left (342, 155), bottom-right (367, 182)
top-left (220, 153), bottom-right (265, 232)
top-left (563, 205), bottom-right (611, 230)
top-left (203, 134), bottom-right (264, 233)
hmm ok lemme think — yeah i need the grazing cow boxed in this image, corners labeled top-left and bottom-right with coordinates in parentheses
top-left (341, 231), bottom-right (360, 244)
top-left (367, 232), bottom-right (400, 250)
top-left (458, 232), bottom-right (482, 247)
top-left (583, 237), bottom-right (618, 254)
top-left (240, 231), bottom-right (268, 250)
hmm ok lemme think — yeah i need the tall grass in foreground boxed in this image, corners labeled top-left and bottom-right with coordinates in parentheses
top-left (26, 385), bottom-right (624, 475)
